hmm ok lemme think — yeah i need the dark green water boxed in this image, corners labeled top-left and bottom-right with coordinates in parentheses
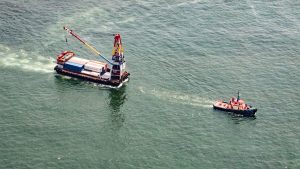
top-left (0, 0), bottom-right (299, 168)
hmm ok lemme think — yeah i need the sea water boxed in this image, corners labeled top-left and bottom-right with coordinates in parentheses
top-left (0, 0), bottom-right (299, 168)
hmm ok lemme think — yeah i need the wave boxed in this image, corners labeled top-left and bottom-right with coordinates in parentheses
top-left (0, 44), bottom-right (55, 73)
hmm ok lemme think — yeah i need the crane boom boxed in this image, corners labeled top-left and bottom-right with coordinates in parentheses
top-left (63, 26), bottom-right (116, 65)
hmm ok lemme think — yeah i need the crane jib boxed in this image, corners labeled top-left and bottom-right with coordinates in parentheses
top-left (63, 26), bottom-right (117, 64)
top-left (63, 26), bottom-right (123, 66)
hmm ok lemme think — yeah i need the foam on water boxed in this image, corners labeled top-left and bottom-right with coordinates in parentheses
top-left (0, 44), bottom-right (55, 73)
top-left (47, 7), bottom-right (111, 38)
top-left (246, 0), bottom-right (258, 17)
top-left (117, 17), bottom-right (136, 24)
top-left (139, 86), bottom-right (213, 108)
top-left (177, 0), bottom-right (203, 7)
top-left (92, 78), bottom-right (129, 89)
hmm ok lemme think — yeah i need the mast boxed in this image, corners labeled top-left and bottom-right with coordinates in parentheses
top-left (63, 26), bottom-right (116, 65)
top-left (111, 33), bottom-right (125, 65)
top-left (110, 33), bottom-right (126, 81)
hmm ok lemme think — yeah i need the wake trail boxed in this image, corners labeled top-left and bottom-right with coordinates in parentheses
top-left (138, 86), bottom-right (213, 108)
top-left (0, 44), bottom-right (56, 73)
top-left (176, 0), bottom-right (203, 7)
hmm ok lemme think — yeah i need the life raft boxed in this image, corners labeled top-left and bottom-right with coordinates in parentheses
top-left (57, 51), bottom-right (75, 63)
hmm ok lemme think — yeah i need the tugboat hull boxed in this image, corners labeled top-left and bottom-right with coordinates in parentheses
top-left (213, 104), bottom-right (257, 117)
top-left (54, 66), bottom-right (130, 88)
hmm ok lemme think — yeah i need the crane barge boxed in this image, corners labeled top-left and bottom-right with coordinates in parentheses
top-left (54, 26), bottom-right (130, 88)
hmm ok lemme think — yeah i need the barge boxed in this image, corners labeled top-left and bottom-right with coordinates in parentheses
top-left (54, 26), bottom-right (130, 88)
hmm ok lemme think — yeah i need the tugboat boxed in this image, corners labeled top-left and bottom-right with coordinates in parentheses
top-left (213, 91), bottom-right (257, 117)
top-left (54, 26), bottom-right (130, 88)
